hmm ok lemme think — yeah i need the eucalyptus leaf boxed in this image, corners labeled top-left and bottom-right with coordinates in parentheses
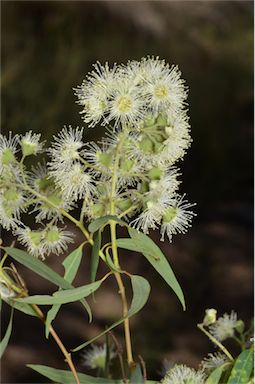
top-left (16, 280), bottom-right (102, 305)
top-left (72, 275), bottom-right (150, 352)
top-left (117, 228), bottom-right (185, 310)
top-left (227, 348), bottom-right (254, 384)
top-left (205, 364), bottom-right (228, 384)
top-left (0, 307), bottom-right (14, 358)
top-left (45, 245), bottom-right (88, 338)
top-left (4, 299), bottom-right (37, 317)
top-left (91, 231), bottom-right (101, 283)
top-left (88, 215), bottom-right (126, 233)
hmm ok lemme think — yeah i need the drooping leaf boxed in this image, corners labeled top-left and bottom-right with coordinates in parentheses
top-left (45, 245), bottom-right (87, 338)
top-left (90, 231), bottom-right (101, 283)
top-left (16, 280), bottom-right (102, 305)
top-left (88, 215), bottom-right (126, 233)
top-left (227, 348), bottom-right (254, 384)
top-left (0, 307), bottom-right (14, 358)
top-left (72, 275), bottom-right (150, 352)
top-left (28, 364), bottom-right (159, 384)
top-left (4, 247), bottom-right (91, 321)
top-left (3, 299), bottom-right (37, 317)
top-left (130, 364), bottom-right (144, 384)
top-left (205, 363), bottom-right (229, 384)
top-left (117, 228), bottom-right (185, 310)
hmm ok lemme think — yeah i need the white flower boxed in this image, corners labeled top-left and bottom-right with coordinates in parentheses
top-left (74, 62), bottom-right (118, 127)
top-left (20, 131), bottom-right (44, 156)
top-left (0, 132), bottom-right (19, 171)
top-left (201, 352), bottom-right (228, 372)
top-left (160, 194), bottom-right (196, 242)
top-left (209, 311), bottom-right (238, 341)
top-left (15, 227), bottom-right (46, 259)
top-left (56, 163), bottom-right (96, 201)
top-left (28, 161), bottom-right (53, 192)
top-left (48, 126), bottom-right (84, 177)
top-left (0, 187), bottom-right (26, 230)
top-left (162, 364), bottom-right (206, 384)
top-left (43, 226), bottom-right (74, 256)
top-left (81, 343), bottom-right (116, 370)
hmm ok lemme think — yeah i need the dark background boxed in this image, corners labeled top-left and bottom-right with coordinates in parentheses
top-left (1, 1), bottom-right (253, 383)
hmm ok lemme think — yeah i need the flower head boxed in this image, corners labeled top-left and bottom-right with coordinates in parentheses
top-left (20, 131), bottom-right (44, 157)
top-left (201, 352), bottom-right (228, 372)
top-left (81, 343), bottom-right (116, 370)
top-left (43, 226), bottom-right (74, 256)
top-left (0, 132), bottom-right (19, 171)
top-left (162, 364), bottom-right (206, 384)
top-left (15, 227), bottom-right (46, 259)
top-left (209, 311), bottom-right (238, 341)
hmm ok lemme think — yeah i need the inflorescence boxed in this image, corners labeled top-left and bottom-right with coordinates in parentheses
top-left (0, 57), bottom-right (195, 259)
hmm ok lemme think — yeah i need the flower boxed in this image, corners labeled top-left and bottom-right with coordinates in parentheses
top-left (162, 364), bottom-right (206, 384)
top-left (48, 126), bottom-right (84, 177)
top-left (203, 308), bottom-right (217, 326)
top-left (0, 132), bottom-right (19, 171)
top-left (0, 187), bottom-right (26, 230)
top-left (201, 352), bottom-right (228, 372)
top-left (20, 131), bottom-right (44, 157)
top-left (160, 194), bottom-right (196, 242)
top-left (43, 226), bottom-right (74, 256)
top-left (209, 311), bottom-right (238, 341)
top-left (15, 227), bottom-right (46, 259)
top-left (81, 343), bottom-right (116, 370)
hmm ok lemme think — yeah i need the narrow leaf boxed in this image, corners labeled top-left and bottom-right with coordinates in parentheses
top-left (0, 307), bottom-right (14, 358)
top-left (72, 275), bottom-right (150, 352)
top-left (45, 245), bottom-right (87, 338)
top-left (28, 364), bottom-right (159, 384)
top-left (205, 364), bottom-right (227, 384)
top-left (88, 215), bottom-right (126, 233)
top-left (91, 231), bottom-right (101, 283)
top-left (117, 228), bottom-right (185, 310)
top-left (227, 348), bottom-right (254, 384)
top-left (3, 299), bottom-right (37, 317)
top-left (16, 280), bottom-right (102, 305)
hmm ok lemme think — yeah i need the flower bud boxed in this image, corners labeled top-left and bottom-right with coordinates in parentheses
top-left (235, 320), bottom-right (245, 334)
top-left (203, 308), bottom-right (217, 326)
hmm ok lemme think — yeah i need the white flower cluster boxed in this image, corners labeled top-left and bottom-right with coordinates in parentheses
top-left (162, 364), bottom-right (206, 384)
top-left (209, 311), bottom-right (238, 342)
top-left (1, 57), bottom-right (195, 258)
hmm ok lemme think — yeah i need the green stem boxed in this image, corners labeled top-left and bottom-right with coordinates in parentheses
top-left (197, 323), bottom-right (234, 361)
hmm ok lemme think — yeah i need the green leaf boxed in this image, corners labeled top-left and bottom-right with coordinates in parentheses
top-left (0, 307), bottom-right (14, 358)
top-left (45, 245), bottom-right (88, 338)
top-left (88, 215), bottom-right (126, 233)
top-left (130, 364), bottom-right (144, 383)
top-left (16, 280), bottom-right (102, 305)
top-left (63, 245), bottom-right (83, 283)
top-left (27, 364), bottom-right (160, 384)
top-left (91, 231), bottom-right (101, 283)
top-left (3, 299), bottom-right (37, 317)
top-left (27, 364), bottom-right (123, 383)
top-left (72, 275), bottom-right (150, 352)
top-left (117, 228), bottom-right (185, 310)
top-left (227, 348), bottom-right (254, 384)
top-left (205, 364), bottom-right (228, 384)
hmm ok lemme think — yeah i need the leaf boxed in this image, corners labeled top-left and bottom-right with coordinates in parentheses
top-left (4, 299), bottom-right (37, 317)
top-left (45, 245), bottom-right (87, 338)
top-left (90, 231), bottom-right (101, 283)
top-left (27, 364), bottom-right (160, 384)
top-left (205, 364), bottom-right (228, 384)
top-left (0, 307), bottom-right (14, 358)
top-left (72, 275), bottom-right (150, 352)
top-left (117, 228), bottom-right (185, 310)
top-left (227, 348), bottom-right (254, 384)
top-left (88, 215), bottom-right (126, 233)
top-left (63, 245), bottom-right (83, 283)
top-left (16, 280), bottom-right (102, 305)
top-left (130, 364), bottom-right (144, 384)
top-left (4, 247), bottom-right (91, 323)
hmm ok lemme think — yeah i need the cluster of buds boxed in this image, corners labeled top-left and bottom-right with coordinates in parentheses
top-left (0, 57), bottom-right (195, 259)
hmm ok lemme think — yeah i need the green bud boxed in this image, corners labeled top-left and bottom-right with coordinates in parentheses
top-left (139, 137), bottom-right (154, 154)
top-left (37, 177), bottom-right (53, 192)
top-left (29, 231), bottom-right (44, 246)
top-left (156, 114), bottom-right (168, 126)
top-left (1, 148), bottom-right (15, 165)
top-left (148, 167), bottom-right (163, 180)
top-left (116, 198), bottom-right (133, 212)
top-left (120, 158), bottom-right (135, 172)
top-left (235, 320), bottom-right (245, 334)
top-left (97, 152), bottom-right (113, 168)
top-left (144, 116), bottom-right (156, 127)
top-left (139, 181), bottom-right (149, 193)
top-left (91, 203), bottom-right (105, 217)
top-left (203, 308), bottom-right (217, 326)
top-left (45, 228), bottom-right (60, 243)
top-left (163, 207), bottom-right (178, 223)
top-left (21, 141), bottom-right (38, 156)
top-left (3, 189), bottom-right (20, 203)
top-left (153, 141), bottom-right (163, 154)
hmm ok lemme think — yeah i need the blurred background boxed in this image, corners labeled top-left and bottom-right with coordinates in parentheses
top-left (1, 1), bottom-right (253, 382)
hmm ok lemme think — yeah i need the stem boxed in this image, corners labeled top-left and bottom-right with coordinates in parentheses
top-left (197, 323), bottom-right (234, 361)
top-left (31, 304), bottom-right (81, 384)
